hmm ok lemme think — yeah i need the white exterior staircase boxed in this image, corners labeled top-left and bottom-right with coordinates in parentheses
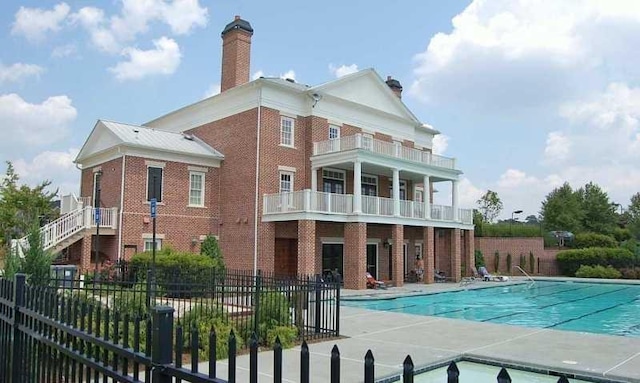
top-left (11, 194), bottom-right (118, 257)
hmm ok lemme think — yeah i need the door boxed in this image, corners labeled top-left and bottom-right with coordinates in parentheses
top-left (323, 179), bottom-right (344, 194)
top-left (275, 239), bottom-right (298, 277)
top-left (322, 244), bottom-right (343, 281)
top-left (366, 244), bottom-right (377, 279)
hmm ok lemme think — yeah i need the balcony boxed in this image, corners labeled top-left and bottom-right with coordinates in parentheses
top-left (313, 134), bottom-right (456, 170)
top-left (263, 190), bottom-right (473, 226)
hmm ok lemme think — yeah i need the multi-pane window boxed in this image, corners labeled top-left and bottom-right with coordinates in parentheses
top-left (279, 172), bottom-right (293, 193)
top-left (361, 175), bottom-right (378, 196)
top-left (143, 238), bottom-right (162, 252)
top-left (322, 169), bottom-right (345, 194)
top-left (329, 125), bottom-right (340, 139)
top-left (189, 172), bottom-right (205, 206)
top-left (147, 167), bottom-right (163, 202)
top-left (280, 116), bottom-right (294, 147)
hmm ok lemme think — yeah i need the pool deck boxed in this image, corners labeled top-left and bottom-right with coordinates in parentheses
top-left (197, 278), bottom-right (640, 382)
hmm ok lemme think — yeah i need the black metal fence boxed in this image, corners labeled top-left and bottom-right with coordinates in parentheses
top-left (1, 273), bottom-right (586, 382)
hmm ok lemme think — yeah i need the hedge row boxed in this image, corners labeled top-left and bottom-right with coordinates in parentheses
top-left (556, 247), bottom-right (635, 276)
top-left (572, 233), bottom-right (617, 249)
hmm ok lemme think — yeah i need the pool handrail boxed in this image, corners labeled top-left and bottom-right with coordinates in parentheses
top-left (515, 265), bottom-right (536, 288)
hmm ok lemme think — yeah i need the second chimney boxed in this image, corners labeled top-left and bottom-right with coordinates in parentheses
top-left (385, 76), bottom-right (403, 98)
top-left (221, 15), bottom-right (254, 92)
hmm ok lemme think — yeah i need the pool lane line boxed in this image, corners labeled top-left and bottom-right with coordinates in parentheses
top-left (479, 286), bottom-right (632, 322)
top-left (525, 284), bottom-right (594, 299)
top-left (547, 296), bottom-right (640, 330)
top-left (618, 322), bottom-right (640, 336)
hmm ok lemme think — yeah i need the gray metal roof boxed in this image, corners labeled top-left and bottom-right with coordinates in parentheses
top-left (221, 17), bottom-right (253, 36)
top-left (101, 120), bottom-right (224, 158)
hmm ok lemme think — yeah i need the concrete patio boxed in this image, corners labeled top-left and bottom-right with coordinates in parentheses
top-left (195, 280), bottom-right (640, 382)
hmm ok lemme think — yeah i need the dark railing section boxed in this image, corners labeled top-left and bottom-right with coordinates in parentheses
top-left (1, 273), bottom-right (580, 382)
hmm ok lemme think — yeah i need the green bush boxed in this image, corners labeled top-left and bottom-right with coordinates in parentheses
top-left (111, 284), bottom-right (149, 318)
top-left (255, 291), bottom-right (291, 343)
top-left (575, 265), bottom-right (622, 279)
top-left (266, 326), bottom-right (298, 348)
top-left (613, 228), bottom-right (632, 243)
top-left (130, 249), bottom-right (223, 297)
top-left (200, 235), bottom-right (225, 271)
top-left (572, 233), bottom-right (617, 249)
top-left (494, 251), bottom-right (500, 273)
top-left (556, 247), bottom-right (635, 276)
top-left (476, 224), bottom-right (542, 238)
top-left (181, 305), bottom-right (242, 360)
top-left (474, 250), bottom-right (485, 269)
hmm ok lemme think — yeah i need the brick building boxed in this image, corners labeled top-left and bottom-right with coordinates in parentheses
top-left (56, 16), bottom-right (475, 289)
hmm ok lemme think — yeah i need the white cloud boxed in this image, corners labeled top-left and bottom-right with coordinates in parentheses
top-left (252, 70), bottom-right (264, 80)
top-left (0, 94), bottom-right (76, 149)
top-left (497, 169), bottom-right (538, 189)
top-left (280, 70), bottom-right (296, 80)
top-left (329, 63), bottom-right (358, 78)
top-left (71, 0), bottom-right (208, 54)
top-left (51, 44), bottom-right (79, 58)
top-left (12, 148), bottom-right (80, 195)
top-left (543, 131), bottom-right (571, 163)
top-left (410, 0), bottom-right (640, 108)
top-left (457, 177), bottom-right (484, 208)
top-left (431, 134), bottom-right (449, 155)
top-left (0, 63), bottom-right (45, 83)
top-left (109, 37), bottom-right (181, 81)
top-left (203, 83), bottom-right (220, 98)
top-left (11, 2), bottom-right (70, 42)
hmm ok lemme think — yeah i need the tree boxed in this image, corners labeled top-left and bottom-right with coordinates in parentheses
top-left (0, 161), bottom-right (57, 243)
top-left (540, 182), bottom-right (583, 233)
top-left (578, 182), bottom-right (616, 234)
top-left (525, 215), bottom-right (539, 225)
top-left (476, 190), bottom-right (503, 223)
top-left (21, 222), bottom-right (55, 285)
top-left (629, 192), bottom-right (640, 239)
top-left (200, 235), bottom-right (225, 270)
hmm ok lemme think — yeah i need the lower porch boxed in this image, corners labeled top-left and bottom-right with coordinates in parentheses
top-left (270, 221), bottom-right (475, 290)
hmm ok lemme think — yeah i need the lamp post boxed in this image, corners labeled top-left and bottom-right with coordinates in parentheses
top-left (510, 210), bottom-right (523, 237)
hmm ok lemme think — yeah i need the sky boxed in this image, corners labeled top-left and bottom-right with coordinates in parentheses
top-left (1, 0), bottom-right (639, 220)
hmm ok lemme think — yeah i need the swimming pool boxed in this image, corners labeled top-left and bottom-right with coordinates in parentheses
top-left (342, 281), bottom-right (640, 337)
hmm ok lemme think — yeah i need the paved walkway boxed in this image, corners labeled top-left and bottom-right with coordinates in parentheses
top-left (196, 280), bottom-right (640, 382)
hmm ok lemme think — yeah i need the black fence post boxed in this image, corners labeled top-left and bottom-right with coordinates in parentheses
top-left (497, 367), bottom-right (512, 383)
top-left (403, 355), bottom-right (414, 383)
top-left (335, 281), bottom-right (340, 336)
top-left (11, 274), bottom-right (26, 383)
top-left (557, 376), bottom-right (570, 383)
top-left (315, 274), bottom-right (322, 334)
top-left (300, 340), bottom-right (310, 383)
top-left (364, 350), bottom-right (375, 383)
top-left (253, 270), bottom-right (262, 338)
top-left (146, 269), bottom-right (152, 310)
top-left (249, 332), bottom-right (258, 383)
top-left (330, 344), bottom-right (340, 383)
top-left (273, 336), bottom-right (282, 383)
top-left (229, 330), bottom-right (237, 383)
top-left (151, 306), bottom-right (174, 383)
top-left (447, 361), bottom-right (460, 383)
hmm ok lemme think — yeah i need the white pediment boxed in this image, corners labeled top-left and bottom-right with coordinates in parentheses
top-left (312, 69), bottom-right (417, 122)
top-left (75, 121), bottom-right (122, 162)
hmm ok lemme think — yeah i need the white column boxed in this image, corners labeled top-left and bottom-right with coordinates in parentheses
top-left (424, 175), bottom-right (431, 219)
top-left (393, 168), bottom-right (400, 216)
top-left (354, 160), bottom-right (362, 214)
top-left (452, 179), bottom-right (459, 221)
top-left (311, 167), bottom-right (318, 192)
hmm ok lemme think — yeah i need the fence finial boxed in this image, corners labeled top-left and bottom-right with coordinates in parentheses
top-left (364, 349), bottom-right (375, 383)
top-left (403, 355), bottom-right (414, 383)
top-left (447, 361), bottom-right (460, 383)
top-left (497, 367), bottom-right (512, 383)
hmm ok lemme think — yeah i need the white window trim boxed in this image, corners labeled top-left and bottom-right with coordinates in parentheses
top-left (187, 165), bottom-right (208, 173)
top-left (278, 165), bottom-right (297, 173)
top-left (361, 173), bottom-right (378, 196)
top-left (145, 166), bottom-right (165, 204)
top-left (144, 160), bottom-right (166, 168)
top-left (188, 171), bottom-right (206, 207)
top-left (279, 171), bottom-right (294, 193)
top-left (322, 168), bottom-right (346, 180)
top-left (142, 233), bottom-right (166, 239)
top-left (329, 125), bottom-right (341, 140)
top-left (280, 116), bottom-right (295, 148)
top-left (143, 238), bottom-right (163, 252)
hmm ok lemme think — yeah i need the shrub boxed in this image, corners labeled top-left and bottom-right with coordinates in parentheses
top-left (494, 251), bottom-right (500, 273)
top-left (619, 268), bottom-right (640, 279)
top-left (556, 247), bottom-right (635, 276)
top-left (200, 235), bottom-right (225, 271)
top-left (111, 284), bottom-right (149, 318)
top-left (255, 291), bottom-right (291, 343)
top-left (266, 326), bottom-right (298, 348)
top-left (573, 233), bottom-right (617, 249)
top-left (529, 251), bottom-right (535, 274)
top-left (476, 224), bottom-right (541, 238)
top-left (613, 228), bottom-right (632, 243)
top-left (519, 253), bottom-right (526, 270)
top-left (181, 305), bottom-right (242, 360)
top-left (474, 250), bottom-right (485, 269)
top-left (575, 265), bottom-right (621, 279)
top-left (506, 253), bottom-right (512, 274)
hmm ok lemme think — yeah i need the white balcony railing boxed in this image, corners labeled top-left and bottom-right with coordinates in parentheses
top-left (313, 134), bottom-right (457, 170)
top-left (264, 191), bottom-right (473, 224)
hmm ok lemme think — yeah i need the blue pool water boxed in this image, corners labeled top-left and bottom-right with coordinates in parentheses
top-left (343, 281), bottom-right (640, 337)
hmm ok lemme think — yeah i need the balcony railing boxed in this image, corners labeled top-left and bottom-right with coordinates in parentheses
top-left (263, 191), bottom-right (473, 224)
top-left (313, 134), bottom-right (457, 170)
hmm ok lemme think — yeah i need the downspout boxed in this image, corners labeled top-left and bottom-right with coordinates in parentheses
top-left (253, 86), bottom-right (262, 276)
top-left (117, 153), bottom-right (126, 261)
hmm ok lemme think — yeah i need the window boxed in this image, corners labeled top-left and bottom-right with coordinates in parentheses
top-left (389, 179), bottom-right (407, 200)
top-left (329, 125), bottom-right (340, 140)
top-left (361, 175), bottom-right (378, 196)
top-left (189, 172), bottom-right (205, 206)
top-left (280, 172), bottom-right (293, 193)
top-left (280, 116), bottom-right (294, 147)
top-left (92, 171), bottom-right (102, 208)
top-left (143, 238), bottom-right (162, 252)
top-left (147, 167), bottom-right (163, 202)
top-left (322, 169), bottom-right (345, 194)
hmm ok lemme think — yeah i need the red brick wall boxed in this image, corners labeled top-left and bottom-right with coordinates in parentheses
top-left (221, 29), bottom-right (252, 92)
top-left (80, 157), bottom-right (123, 208)
top-left (475, 237), bottom-right (560, 275)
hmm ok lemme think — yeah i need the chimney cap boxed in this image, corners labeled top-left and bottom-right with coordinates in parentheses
top-left (221, 15), bottom-right (253, 37)
top-left (385, 76), bottom-right (403, 91)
